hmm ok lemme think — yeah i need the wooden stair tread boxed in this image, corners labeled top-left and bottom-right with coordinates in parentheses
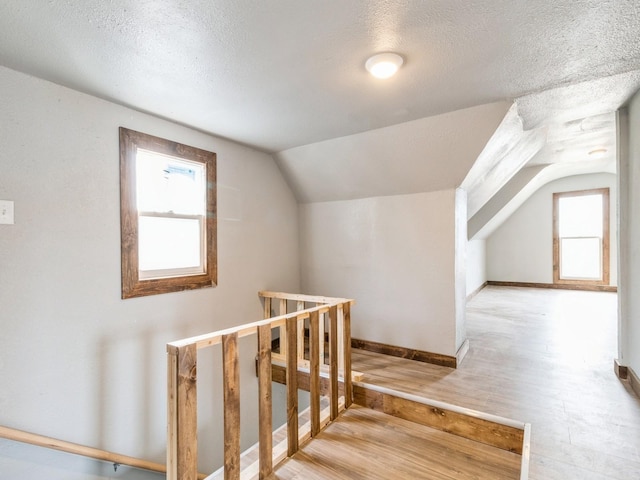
top-left (273, 404), bottom-right (521, 480)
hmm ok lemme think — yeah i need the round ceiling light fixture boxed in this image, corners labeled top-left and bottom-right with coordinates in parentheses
top-left (365, 52), bottom-right (404, 79)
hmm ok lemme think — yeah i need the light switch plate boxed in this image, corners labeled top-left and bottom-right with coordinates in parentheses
top-left (0, 200), bottom-right (14, 225)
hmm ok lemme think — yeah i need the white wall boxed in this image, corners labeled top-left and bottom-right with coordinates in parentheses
top-left (299, 189), bottom-right (466, 357)
top-left (454, 188), bottom-right (468, 351)
top-left (486, 173), bottom-right (618, 285)
top-left (466, 239), bottom-right (487, 296)
top-left (619, 91), bottom-right (640, 375)
top-left (0, 66), bottom-right (300, 478)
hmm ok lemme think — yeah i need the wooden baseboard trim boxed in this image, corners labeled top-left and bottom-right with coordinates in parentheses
top-left (352, 338), bottom-right (460, 368)
top-left (614, 360), bottom-right (640, 398)
top-left (614, 359), bottom-right (628, 380)
top-left (466, 281), bottom-right (488, 301)
top-left (630, 367), bottom-right (640, 398)
top-left (487, 281), bottom-right (617, 293)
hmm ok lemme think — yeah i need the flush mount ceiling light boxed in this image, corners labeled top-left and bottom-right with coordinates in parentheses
top-left (365, 52), bottom-right (404, 79)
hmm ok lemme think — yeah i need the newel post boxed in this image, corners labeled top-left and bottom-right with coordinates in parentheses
top-left (167, 344), bottom-right (198, 480)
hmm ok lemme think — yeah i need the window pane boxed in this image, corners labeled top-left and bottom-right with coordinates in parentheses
top-left (558, 194), bottom-right (602, 237)
top-left (136, 149), bottom-right (205, 215)
top-left (120, 127), bottom-right (217, 298)
top-left (560, 237), bottom-right (601, 280)
top-left (138, 216), bottom-right (203, 272)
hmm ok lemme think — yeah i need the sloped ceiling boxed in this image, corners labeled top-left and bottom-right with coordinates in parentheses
top-left (1, 1), bottom-right (639, 153)
top-left (464, 71), bottom-right (640, 235)
top-left (274, 102), bottom-right (510, 203)
top-left (469, 159), bottom-right (617, 240)
top-left (460, 104), bottom-right (546, 219)
top-left (0, 1), bottom-right (639, 208)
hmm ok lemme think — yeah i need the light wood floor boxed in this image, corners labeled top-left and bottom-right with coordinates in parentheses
top-left (351, 286), bottom-right (640, 479)
top-left (273, 403), bottom-right (521, 479)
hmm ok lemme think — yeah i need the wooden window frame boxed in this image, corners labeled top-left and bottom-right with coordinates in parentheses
top-left (552, 188), bottom-right (609, 286)
top-left (119, 127), bottom-right (217, 299)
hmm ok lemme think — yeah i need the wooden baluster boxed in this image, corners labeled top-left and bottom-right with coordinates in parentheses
top-left (263, 296), bottom-right (272, 319)
top-left (257, 324), bottom-right (273, 479)
top-left (279, 299), bottom-right (287, 358)
top-left (286, 316), bottom-right (299, 455)
top-left (309, 310), bottom-right (321, 437)
top-left (172, 345), bottom-right (198, 480)
top-left (342, 302), bottom-right (353, 408)
top-left (167, 350), bottom-right (178, 480)
top-left (338, 305), bottom-right (344, 382)
top-left (222, 333), bottom-right (240, 480)
top-left (318, 305), bottom-right (325, 365)
top-left (263, 296), bottom-right (273, 359)
top-left (328, 305), bottom-right (339, 420)
top-left (297, 301), bottom-right (305, 361)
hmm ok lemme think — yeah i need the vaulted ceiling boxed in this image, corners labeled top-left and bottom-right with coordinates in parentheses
top-left (1, 1), bottom-right (639, 219)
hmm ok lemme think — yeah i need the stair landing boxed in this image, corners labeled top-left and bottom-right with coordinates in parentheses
top-left (273, 404), bottom-right (521, 480)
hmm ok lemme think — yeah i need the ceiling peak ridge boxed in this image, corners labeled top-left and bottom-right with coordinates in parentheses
top-left (516, 64), bottom-right (640, 105)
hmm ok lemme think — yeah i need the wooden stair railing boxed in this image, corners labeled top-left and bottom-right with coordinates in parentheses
top-left (166, 292), bottom-right (355, 480)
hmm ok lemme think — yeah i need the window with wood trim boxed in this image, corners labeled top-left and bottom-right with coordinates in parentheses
top-left (553, 188), bottom-right (609, 285)
top-left (119, 127), bottom-right (217, 299)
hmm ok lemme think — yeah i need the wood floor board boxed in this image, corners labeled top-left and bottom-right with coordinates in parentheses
top-left (349, 286), bottom-right (639, 479)
top-left (566, 419), bottom-right (640, 463)
top-left (528, 455), bottom-right (620, 480)
top-left (531, 436), bottom-right (640, 479)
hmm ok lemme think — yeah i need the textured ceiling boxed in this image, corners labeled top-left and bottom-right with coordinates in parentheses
top-left (1, 0), bottom-right (639, 153)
